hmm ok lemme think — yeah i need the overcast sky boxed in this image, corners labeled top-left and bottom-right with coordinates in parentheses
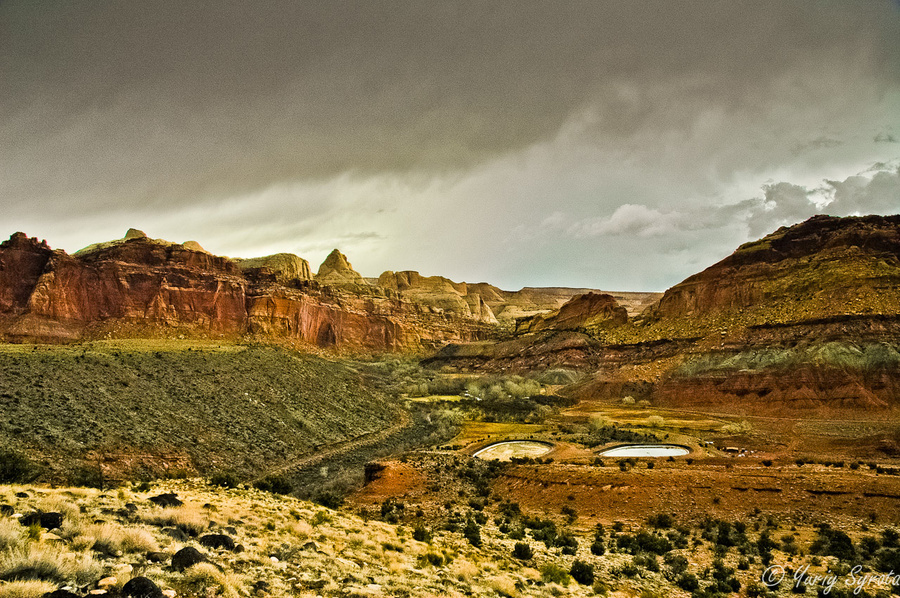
top-left (2, 1), bottom-right (898, 291)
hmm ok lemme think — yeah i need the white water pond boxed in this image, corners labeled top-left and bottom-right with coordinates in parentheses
top-left (473, 440), bottom-right (553, 461)
top-left (598, 444), bottom-right (690, 458)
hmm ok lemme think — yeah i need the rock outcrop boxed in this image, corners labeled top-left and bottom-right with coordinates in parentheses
top-left (232, 253), bottom-right (312, 282)
top-left (429, 215), bottom-right (900, 412)
top-left (516, 292), bottom-right (628, 334)
top-left (0, 233), bottom-right (52, 316)
top-left (378, 270), bottom-right (498, 324)
top-left (646, 214), bottom-right (900, 332)
top-left (489, 286), bottom-right (660, 323)
top-left (315, 249), bottom-right (368, 289)
top-left (424, 330), bottom-right (603, 371)
top-left (0, 231), bottom-right (495, 350)
top-left (6, 233), bottom-right (248, 341)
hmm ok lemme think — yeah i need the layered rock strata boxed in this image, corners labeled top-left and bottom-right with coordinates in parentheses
top-left (0, 232), bottom-right (492, 350)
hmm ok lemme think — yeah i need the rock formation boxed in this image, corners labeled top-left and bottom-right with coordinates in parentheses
top-left (429, 215), bottom-right (900, 411)
top-left (489, 286), bottom-right (660, 323)
top-left (232, 253), bottom-right (312, 282)
top-left (378, 270), bottom-right (497, 324)
top-left (0, 231), bottom-right (495, 350)
top-left (315, 249), bottom-right (368, 289)
top-left (646, 214), bottom-right (900, 333)
top-left (516, 292), bottom-right (628, 334)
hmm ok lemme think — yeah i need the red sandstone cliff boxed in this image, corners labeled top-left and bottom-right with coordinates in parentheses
top-left (0, 232), bottom-right (492, 350)
top-left (427, 215), bottom-right (900, 411)
top-left (649, 214), bottom-right (900, 324)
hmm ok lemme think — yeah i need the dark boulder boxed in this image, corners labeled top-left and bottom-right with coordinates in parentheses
top-left (20, 511), bottom-right (63, 530)
top-left (162, 527), bottom-right (188, 542)
top-left (122, 576), bottom-right (163, 598)
top-left (199, 534), bottom-right (235, 550)
top-left (252, 580), bottom-right (270, 593)
top-left (41, 591), bottom-right (80, 598)
top-left (148, 493), bottom-right (183, 508)
top-left (171, 546), bottom-right (206, 571)
top-left (146, 551), bottom-right (169, 563)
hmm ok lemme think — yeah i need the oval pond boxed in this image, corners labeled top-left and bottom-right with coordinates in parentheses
top-left (598, 444), bottom-right (690, 458)
top-left (473, 440), bottom-right (553, 461)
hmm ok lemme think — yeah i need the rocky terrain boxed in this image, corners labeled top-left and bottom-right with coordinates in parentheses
top-left (0, 229), bottom-right (653, 351)
top-left (515, 292), bottom-right (628, 334)
top-left (0, 231), bottom-right (490, 351)
top-left (429, 215), bottom-right (900, 413)
top-left (4, 457), bottom-right (900, 598)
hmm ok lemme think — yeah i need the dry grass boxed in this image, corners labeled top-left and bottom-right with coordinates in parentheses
top-left (0, 520), bottom-right (22, 552)
top-left (487, 574), bottom-right (520, 597)
top-left (33, 496), bottom-right (81, 523)
top-left (0, 579), bottom-right (56, 598)
top-left (138, 504), bottom-right (207, 536)
top-left (0, 545), bottom-right (99, 585)
top-left (452, 557), bottom-right (479, 582)
top-left (721, 420), bottom-right (753, 434)
top-left (177, 562), bottom-right (242, 598)
top-left (67, 522), bottom-right (158, 555)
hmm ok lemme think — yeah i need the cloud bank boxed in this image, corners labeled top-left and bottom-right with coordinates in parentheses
top-left (1, 1), bottom-right (898, 290)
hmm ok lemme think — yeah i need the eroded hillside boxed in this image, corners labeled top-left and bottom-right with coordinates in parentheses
top-left (0, 342), bottom-right (397, 484)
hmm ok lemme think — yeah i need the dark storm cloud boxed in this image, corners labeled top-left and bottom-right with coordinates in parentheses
top-left (1, 1), bottom-right (899, 289)
top-left (3, 1), bottom-right (898, 207)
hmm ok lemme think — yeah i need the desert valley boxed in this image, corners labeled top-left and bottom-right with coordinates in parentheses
top-left (1, 214), bottom-right (899, 598)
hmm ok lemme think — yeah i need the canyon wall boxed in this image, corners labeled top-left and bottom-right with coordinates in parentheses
top-left (0, 232), bottom-right (492, 350)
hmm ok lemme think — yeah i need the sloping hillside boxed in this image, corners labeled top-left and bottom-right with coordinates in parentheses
top-left (0, 342), bottom-right (396, 484)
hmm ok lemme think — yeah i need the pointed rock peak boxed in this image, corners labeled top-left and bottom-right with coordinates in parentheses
top-left (319, 248), bottom-right (352, 274)
top-left (315, 249), bottom-right (366, 286)
top-left (124, 228), bottom-right (148, 240)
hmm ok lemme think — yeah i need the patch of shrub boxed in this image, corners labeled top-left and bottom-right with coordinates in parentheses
top-left (499, 501), bottom-right (521, 517)
top-left (617, 530), bottom-right (673, 555)
top-left (253, 474), bottom-right (292, 494)
top-left (418, 551), bottom-right (445, 567)
top-left (633, 553), bottom-right (660, 573)
top-left (512, 542), bottom-right (533, 560)
top-left (463, 517), bottom-right (482, 547)
top-left (810, 524), bottom-right (856, 561)
top-left (570, 560), bottom-right (594, 585)
top-left (664, 553), bottom-right (689, 577)
top-left (675, 572), bottom-right (700, 591)
top-left (208, 471), bottom-right (239, 488)
top-left (648, 513), bottom-right (675, 529)
top-left (312, 490), bottom-right (344, 510)
top-left (555, 530), bottom-right (578, 554)
top-left (540, 563), bottom-right (570, 586)
top-left (0, 449), bottom-right (38, 484)
top-left (709, 559), bottom-right (741, 594)
top-left (413, 525), bottom-right (432, 543)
